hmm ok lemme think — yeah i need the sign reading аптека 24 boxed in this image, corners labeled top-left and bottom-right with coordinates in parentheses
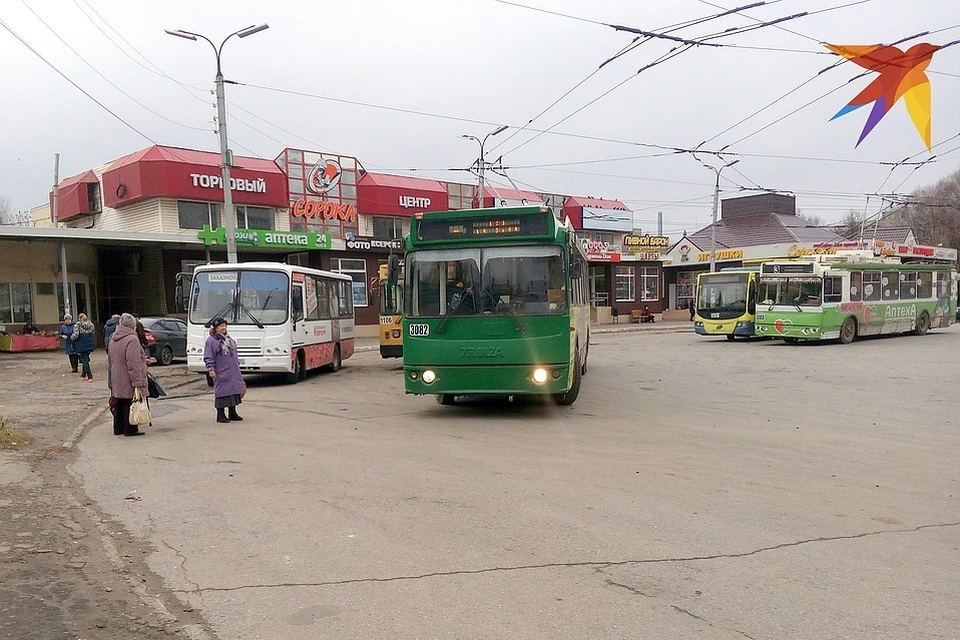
top-left (198, 225), bottom-right (332, 250)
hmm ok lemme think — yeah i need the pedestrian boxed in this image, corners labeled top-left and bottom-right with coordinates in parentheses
top-left (58, 314), bottom-right (79, 373)
top-left (20, 315), bottom-right (41, 335)
top-left (103, 314), bottom-right (121, 348)
top-left (688, 297), bottom-right (696, 321)
top-left (203, 317), bottom-right (245, 423)
top-left (107, 313), bottom-right (148, 437)
top-left (133, 314), bottom-right (148, 349)
top-left (71, 313), bottom-right (96, 381)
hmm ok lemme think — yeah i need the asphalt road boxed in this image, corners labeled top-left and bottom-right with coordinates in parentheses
top-left (72, 327), bottom-right (960, 640)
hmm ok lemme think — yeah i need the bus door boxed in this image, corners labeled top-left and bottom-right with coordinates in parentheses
top-left (291, 281), bottom-right (307, 347)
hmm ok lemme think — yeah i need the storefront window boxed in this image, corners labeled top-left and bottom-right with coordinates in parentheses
top-left (373, 216), bottom-right (403, 239)
top-left (615, 266), bottom-right (635, 302)
top-left (0, 283), bottom-right (32, 323)
top-left (677, 271), bottom-right (695, 309)
top-left (177, 201), bottom-right (220, 230)
top-left (57, 283), bottom-right (88, 321)
top-left (331, 258), bottom-right (368, 307)
top-left (640, 267), bottom-right (659, 301)
top-left (237, 206), bottom-right (273, 230)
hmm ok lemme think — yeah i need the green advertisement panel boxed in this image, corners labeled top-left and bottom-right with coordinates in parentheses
top-left (198, 225), bottom-right (331, 250)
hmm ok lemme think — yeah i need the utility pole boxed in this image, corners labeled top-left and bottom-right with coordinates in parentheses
top-left (53, 153), bottom-right (71, 317)
top-left (657, 210), bottom-right (663, 236)
top-left (165, 24), bottom-right (269, 264)
top-left (461, 125), bottom-right (508, 208)
top-left (698, 158), bottom-right (740, 273)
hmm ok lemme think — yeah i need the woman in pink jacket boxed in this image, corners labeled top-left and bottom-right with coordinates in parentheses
top-left (107, 313), bottom-right (149, 437)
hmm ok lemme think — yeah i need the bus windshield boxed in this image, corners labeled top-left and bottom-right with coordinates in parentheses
top-left (697, 273), bottom-right (748, 319)
top-left (759, 278), bottom-right (823, 308)
top-left (189, 270), bottom-right (290, 326)
top-left (406, 245), bottom-right (567, 317)
top-left (380, 282), bottom-right (403, 315)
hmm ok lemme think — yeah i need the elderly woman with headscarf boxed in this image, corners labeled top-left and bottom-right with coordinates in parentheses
top-left (71, 312), bottom-right (96, 381)
top-left (58, 314), bottom-right (79, 373)
top-left (107, 313), bottom-right (149, 436)
top-left (203, 317), bottom-right (245, 423)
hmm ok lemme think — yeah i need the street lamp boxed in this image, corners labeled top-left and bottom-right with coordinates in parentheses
top-left (461, 125), bottom-right (508, 208)
top-left (165, 24), bottom-right (269, 264)
top-left (697, 157), bottom-right (740, 273)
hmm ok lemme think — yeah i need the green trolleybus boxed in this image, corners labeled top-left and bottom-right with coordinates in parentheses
top-left (754, 253), bottom-right (957, 344)
top-left (694, 267), bottom-right (760, 340)
top-left (402, 206), bottom-right (590, 405)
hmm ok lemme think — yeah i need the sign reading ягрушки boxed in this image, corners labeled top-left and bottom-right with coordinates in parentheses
top-left (198, 225), bottom-right (332, 250)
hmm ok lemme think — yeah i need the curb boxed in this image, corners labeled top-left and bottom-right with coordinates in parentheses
top-left (592, 325), bottom-right (693, 336)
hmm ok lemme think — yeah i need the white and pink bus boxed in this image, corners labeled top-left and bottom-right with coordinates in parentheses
top-left (186, 262), bottom-right (355, 383)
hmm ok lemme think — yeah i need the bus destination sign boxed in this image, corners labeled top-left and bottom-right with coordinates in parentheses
top-left (762, 262), bottom-right (815, 275)
top-left (418, 213), bottom-right (550, 241)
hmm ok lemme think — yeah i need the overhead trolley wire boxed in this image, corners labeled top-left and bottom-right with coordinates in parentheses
top-left (0, 16), bottom-right (155, 143)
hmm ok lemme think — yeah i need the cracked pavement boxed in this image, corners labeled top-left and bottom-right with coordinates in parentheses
top-left (70, 329), bottom-right (960, 639)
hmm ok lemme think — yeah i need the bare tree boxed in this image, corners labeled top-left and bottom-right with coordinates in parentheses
top-left (796, 211), bottom-right (825, 227)
top-left (901, 169), bottom-right (960, 249)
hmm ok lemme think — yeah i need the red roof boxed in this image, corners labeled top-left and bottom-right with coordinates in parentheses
top-left (357, 171), bottom-right (447, 194)
top-left (58, 169), bottom-right (98, 189)
top-left (565, 196), bottom-right (629, 210)
top-left (106, 145), bottom-right (282, 174)
top-left (484, 186), bottom-right (543, 202)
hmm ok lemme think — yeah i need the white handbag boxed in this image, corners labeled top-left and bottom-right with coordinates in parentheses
top-left (129, 388), bottom-right (152, 426)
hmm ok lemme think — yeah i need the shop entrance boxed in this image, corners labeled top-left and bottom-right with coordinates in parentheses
top-left (588, 265), bottom-right (609, 307)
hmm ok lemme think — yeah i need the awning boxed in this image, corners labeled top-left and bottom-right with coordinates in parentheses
top-left (102, 145), bottom-right (288, 209)
top-left (356, 172), bottom-right (449, 216)
top-left (50, 170), bottom-right (99, 222)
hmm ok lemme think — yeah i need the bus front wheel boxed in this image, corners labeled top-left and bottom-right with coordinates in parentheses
top-left (286, 351), bottom-right (304, 384)
top-left (914, 311), bottom-right (930, 335)
top-left (554, 349), bottom-right (582, 406)
top-left (840, 317), bottom-right (858, 344)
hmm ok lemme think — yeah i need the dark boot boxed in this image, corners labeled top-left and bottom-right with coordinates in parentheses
top-left (228, 408), bottom-right (243, 421)
top-left (217, 408), bottom-right (229, 423)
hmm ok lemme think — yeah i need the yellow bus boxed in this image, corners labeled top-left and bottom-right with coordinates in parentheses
top-left (693, 267), bottom-right (760, 340)
top-left (378, 256), bottom-right (403, 358)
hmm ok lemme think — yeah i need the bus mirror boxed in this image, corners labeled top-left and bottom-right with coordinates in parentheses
top-left (387, 254), bottom-right (400, 287)
top-left (174, 285), bottom-right (184, 312)
top-left (570, 261), bottom-right (582, 280)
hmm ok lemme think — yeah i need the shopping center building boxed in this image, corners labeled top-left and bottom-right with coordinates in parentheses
top-left (8, 143), bottom-right (663, 337)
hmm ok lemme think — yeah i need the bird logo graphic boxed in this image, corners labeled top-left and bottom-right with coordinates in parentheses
top-left (826, 42), bottom-right (941, 150)
top-left (306, 158), bottom-right (342, 194)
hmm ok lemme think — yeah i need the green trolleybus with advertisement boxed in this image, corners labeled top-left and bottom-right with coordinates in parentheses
top-left (694, 267), bottom-right (760, 340)
top-left (402, 206), bottom-right (590, 405)
top-left (754, 252), bottom-right (957, 344)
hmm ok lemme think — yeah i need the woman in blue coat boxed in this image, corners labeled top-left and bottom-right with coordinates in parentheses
top-left (71, 312), bottom-right (96, 381)
top-left (202, 317), bottom-right (245, 423)
top-left (58, 314), bottom-right (79, 373)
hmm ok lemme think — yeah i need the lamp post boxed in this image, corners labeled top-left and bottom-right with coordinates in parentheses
top-left (699, 158), bottom-right (740, 273)
top-left (461, 125), bottom-right (508, 208)
top-left (165, 24), bottom-right (269, 264)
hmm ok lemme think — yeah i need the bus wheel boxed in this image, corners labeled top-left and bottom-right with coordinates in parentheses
top-left (436, 394), bottom-right (455, 405)
top-left (726, 334), bottom-right (736, 341)
top-left (914, 311), bottom-right (930, 335)
top-left (554, 349), bottom-right (582, 406)
top-left (285, 351), bottom-right (303, 384)
top-left (326, 344), bottom-right (342, 372)
top-left (839, 317), bottom-right (858, 344)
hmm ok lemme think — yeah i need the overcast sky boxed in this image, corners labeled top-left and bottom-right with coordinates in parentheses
top-left (1, 0), bottom-right (958, 237)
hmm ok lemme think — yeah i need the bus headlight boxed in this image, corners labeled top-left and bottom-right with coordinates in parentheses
top-left (422, 370), bottom-right (436, 384)
top-left (532, 368), bottom-right (549, 384)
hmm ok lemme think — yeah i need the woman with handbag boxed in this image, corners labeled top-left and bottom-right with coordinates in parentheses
top-left (203, 317), bottom-right (245, 423)
top-left (107, 313), bottom-right (149, 437)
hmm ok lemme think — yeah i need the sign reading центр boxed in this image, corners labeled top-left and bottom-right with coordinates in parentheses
top-left (198, 225), bottom-right (332, 250)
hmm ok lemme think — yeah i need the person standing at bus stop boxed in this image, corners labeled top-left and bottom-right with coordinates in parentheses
top-left (108, 313), bottom-right (149, 437)
top-left (203, 317), bottom-right (245, 423)
top-left (58, 314), bottom-right (79, 373)
top-left (688, 297), bottom-right (696, 321)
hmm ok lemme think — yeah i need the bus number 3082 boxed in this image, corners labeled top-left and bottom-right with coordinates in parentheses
top-left (409, 323), bottom-right (430, 337)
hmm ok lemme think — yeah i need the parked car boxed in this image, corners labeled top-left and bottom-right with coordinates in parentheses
top-left (140, 317), bottom-right (187, 366)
